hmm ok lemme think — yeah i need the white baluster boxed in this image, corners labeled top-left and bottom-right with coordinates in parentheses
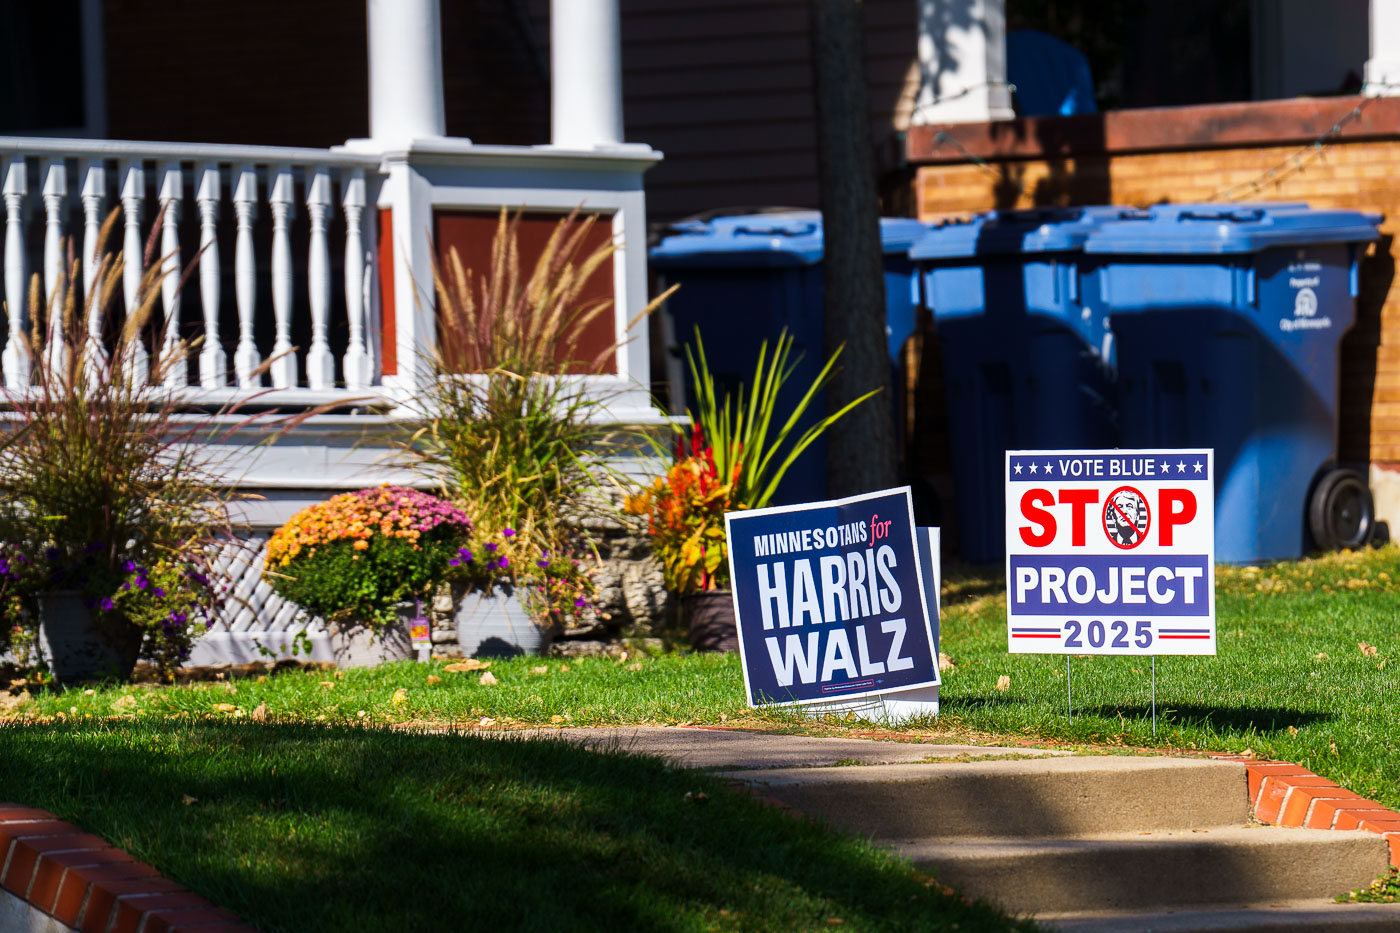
top-left (79, 162), bottom-right (107, 374)
top-left (119, 161), bottom-right (148, 383)
top-left (341, 169), bottom-right (370, 389)
top-left (268, 166), bottom-right (296, 389)
top-left (232, 164), bottom-right (260, 387)
top-left (196, 165), bottom-right (226, 388)
top-left (41, 160), bottom-right (67, 376)
top-left (306, 166), bottom-right (334, 390)
top-left (158, 162), bottom-right (186, 388)
top-left (2, 158), bottom-right (30, 388)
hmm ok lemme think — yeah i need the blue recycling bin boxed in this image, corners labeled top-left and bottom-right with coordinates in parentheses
top-left (649, 211), bottom-right (929, 505)
top-left (1084, 203), bottom-right (1382, 563)
top-left (909, 207), bottom-right (1124, 563)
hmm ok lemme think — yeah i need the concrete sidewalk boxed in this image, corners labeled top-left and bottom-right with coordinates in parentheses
top-left (537, 725), bottom-right (1070, 769)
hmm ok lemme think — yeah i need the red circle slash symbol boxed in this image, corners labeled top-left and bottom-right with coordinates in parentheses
top-left (1103, 486), bottom-right (1151, 550)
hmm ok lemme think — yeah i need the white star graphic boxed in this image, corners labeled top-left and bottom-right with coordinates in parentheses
top-left (1013, 463), bottom-right (1023, 475)
top-left (1028, 462), bottom-right (1038, 474)
top-left (1193, 461), bottom-right (1204, 474)
top-left (1160, 460), bottom-right (1170, 473)
top-left (1043, 461), bottom-right (1055, 475)
top-left (1177, 461), bottom-right (1187, 473)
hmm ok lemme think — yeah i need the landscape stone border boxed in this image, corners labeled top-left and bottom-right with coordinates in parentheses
top-left (1213, 756), bottom-right (1400, 866)
top-left (0, 804), bottom-right (254, 933)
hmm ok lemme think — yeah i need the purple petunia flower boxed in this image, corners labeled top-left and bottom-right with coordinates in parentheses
top-left (502, 528), bottom-right (516, 538)
top-left (448, 559), bottom-right (460, 567)
top-left (536, 560), bottom-right (550, 569)
top-left (485, 543), bottom-right (498, 553)
top-left (100, 598), bottom-right (114, 610)
top-left (574, 597), bottom-right (587, 608)
top-left (153, 587), bottom-right (165, 598)
top-left (497, 556), bottom-right (509, 569)
top-left (122, 560), bottom-right (137, 572)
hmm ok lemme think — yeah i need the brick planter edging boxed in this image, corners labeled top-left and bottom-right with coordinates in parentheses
top-left (0, 804), bottom-right (255, 933)
top-left (1213, 758), bottom-right (1400, 866)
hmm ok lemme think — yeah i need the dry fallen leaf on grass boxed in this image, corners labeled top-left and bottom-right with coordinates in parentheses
top-left (111, 695), bottom-right (137, 713)
top-left (251, 703), bottom-right (268, 723)
top-left (425, 675), bottom-right (441, 686)
top-left (626, 663), bottom-right (643, 671)
top-left (479, 716), bottom-right (496, 726)
top-left (1287, 725), bottom-right (1298, 736)
top-left (938, 652), bottom-right (955, 673)
top-left (318, 681), bottom-right (335, 689)
top-left (213, 703), bottom-right (237, 713)
top-left (391, 688), bottom-right (409, 706)
top-left (445, 659), bottom-right (491, 672)
top-left (1359, 642), bottom-right (1379, 658)
top-left (1314, 653), bottom-right (1329, 660)
top-left (560, 664), bottom-right (570, 672)
top-left (479, 671), bottom-right (498, 686)
top-left (994, 675), bottom-right (1011, 691)
top-left (531, 666), bottom-right (548, 675)
top-left (549, 715), bottom-right (564, 724)
top-left (181, 795), bottom-right (197, 806)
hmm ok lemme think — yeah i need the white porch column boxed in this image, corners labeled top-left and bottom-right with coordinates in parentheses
top-left (1365, 0), bottom-right (1400, 94)
top-left (911, 0), bottom-right (1014, 124)
top-left (367, 0), bottom-right (447, 143)
top-left (550, 0), bottom-right (624, 148)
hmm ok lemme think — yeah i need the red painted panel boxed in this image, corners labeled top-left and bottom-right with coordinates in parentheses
top-left (433, 210), bottom-right (617, 374)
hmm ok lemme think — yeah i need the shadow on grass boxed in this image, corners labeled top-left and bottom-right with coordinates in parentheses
top-left (1074, 704), bottom-right (1333, 734)
top-left (0, 721), bottom-right (1029, 933)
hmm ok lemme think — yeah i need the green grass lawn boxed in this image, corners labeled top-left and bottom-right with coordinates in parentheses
top-left (9, 546), bottom-right (1398, 816)
top-left (2, 545), bottom-right (1399, 929)
top-left (0, 720), bottom-right (1031, 933)
top-left (933, 544), bottom-right (1400, 809)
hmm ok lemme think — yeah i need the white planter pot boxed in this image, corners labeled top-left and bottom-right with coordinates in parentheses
top-left (328, 606), bottom-right (416, 669)
top-left (454, 584), bottom-right (552, 658)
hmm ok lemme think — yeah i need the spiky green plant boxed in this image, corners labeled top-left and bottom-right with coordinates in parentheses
top-left (683, 328), bottom-right (879, 511)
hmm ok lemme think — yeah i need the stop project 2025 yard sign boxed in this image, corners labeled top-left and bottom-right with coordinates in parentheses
top-left (1005, 449), bottom-right (1216, 656)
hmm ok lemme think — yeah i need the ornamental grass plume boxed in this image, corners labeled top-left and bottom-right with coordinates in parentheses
top-left (0, 207), bottom-right (339, 680)
top-left (400, 208), bottom-right (676, 627)
top-left (0, 207), bottom-right (235, 676)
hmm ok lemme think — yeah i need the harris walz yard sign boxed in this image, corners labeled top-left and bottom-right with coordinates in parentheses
top-left (725, 487), bottom-right (939, 707)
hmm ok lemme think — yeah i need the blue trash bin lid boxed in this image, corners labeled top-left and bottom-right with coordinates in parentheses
top-left (650, 211), bottom-right (929, 268)
top-left (1084, 203), bottom-right (1382, 255)
top-left (908, 206), bottom-right (1129, 260)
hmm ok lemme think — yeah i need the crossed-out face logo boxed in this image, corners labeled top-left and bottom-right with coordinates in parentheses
top-left (1102, 486), bottom-right (1150, 549)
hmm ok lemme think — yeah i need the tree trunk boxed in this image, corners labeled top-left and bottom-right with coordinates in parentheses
top-left (809, 0), bottom-right (898, 498)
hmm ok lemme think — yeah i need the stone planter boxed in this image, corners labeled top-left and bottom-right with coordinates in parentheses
top-left (454, 584), bottom-right (553, 658)
top-left (38, 591), bottom-right (144, 684)
top-left (328, 606), bottom-right (416, 668)
top-left (683, 590), bottom-right (738, 653)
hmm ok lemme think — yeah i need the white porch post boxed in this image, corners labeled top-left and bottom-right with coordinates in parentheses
top-left (1365, 0), bottom-right (1400, 94)
top-left (550, 0), bottom-right (625, 148)
top-left (911, 0), bottom-right (1015, 124)
top-left (367, 0), bottom-right (447, 143)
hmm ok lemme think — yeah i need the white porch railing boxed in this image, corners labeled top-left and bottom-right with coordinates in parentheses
top-left (0, 139), bottom-right (385, 403)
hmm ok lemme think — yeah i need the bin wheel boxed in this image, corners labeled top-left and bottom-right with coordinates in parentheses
top-left (1308, 468), bottom-right (1375, 551)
